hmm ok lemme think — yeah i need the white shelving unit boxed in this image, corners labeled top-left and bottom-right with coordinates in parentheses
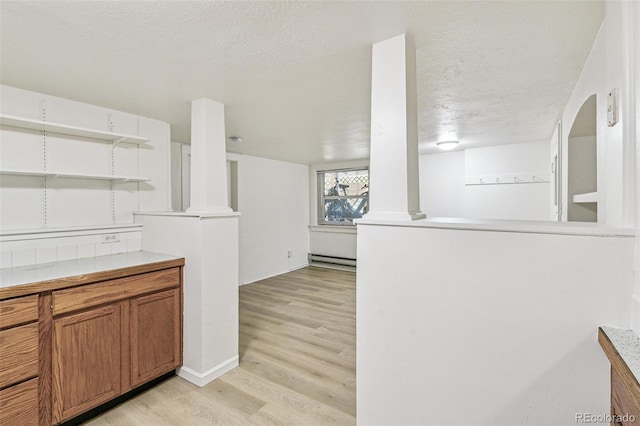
top-left (0, 114), bottom-right (149, 145)
top-left (572, 192), bottom-right (598, 204)
top-left (0, 108), bottom-right (150, 230)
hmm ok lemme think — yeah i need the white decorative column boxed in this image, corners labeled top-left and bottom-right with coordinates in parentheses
top-left (188, 98), bottom-right (232, 213)
top-left (365, 34), bottom-right (425, 221)
top-left (135, 97), bottom-right (239, 387)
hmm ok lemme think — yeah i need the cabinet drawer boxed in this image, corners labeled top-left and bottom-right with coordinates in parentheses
top-left (0, 377), bottom-right (39, 426)
top-left (0, 295), bottom-right (38, 329)
top-left (0, 323), bottom-right (39, 389)
top-left (53, 267), bottom-right (180, 316)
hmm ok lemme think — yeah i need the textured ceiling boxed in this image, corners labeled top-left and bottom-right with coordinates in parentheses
top-left (0, 1), bottom-right (604, 164)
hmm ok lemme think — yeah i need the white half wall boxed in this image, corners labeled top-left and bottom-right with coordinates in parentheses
top-left (135, 212), bottom-right (240, 386)
top-left (634, 0), bottom-right (640, 333)
top-left (419, 141), bottom-right (551, 220)
top-left (227, 153), bottom-right (310, 285)
top-left (357, 220), bottom-right (635, 426)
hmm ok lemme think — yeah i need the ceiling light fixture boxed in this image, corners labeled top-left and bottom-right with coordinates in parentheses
top-left (436, 140), bottom-right (459, 151)
top-left (228, 136), bottom-right (243, 142)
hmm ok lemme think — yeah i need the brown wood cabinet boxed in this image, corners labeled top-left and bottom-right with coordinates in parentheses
top-left (51, 268), bottom-right (183, 424)
top-left (612, 367), bottom-right (640, 426)
top-left (598, 327), bottom-right (640, 426)
top-left (0, 255), bottom-right (184, 426)
top-left (0, 378), bottom-right (39, 426)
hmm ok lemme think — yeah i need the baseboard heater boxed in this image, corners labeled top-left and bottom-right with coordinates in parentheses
top-left (308, 253), bottom-right (357, 268)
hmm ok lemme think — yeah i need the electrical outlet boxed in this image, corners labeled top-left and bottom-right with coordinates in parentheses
top-left (101, 234), bottom-right (120, 244)
top-left (287, 249), bottom-right (292, 258)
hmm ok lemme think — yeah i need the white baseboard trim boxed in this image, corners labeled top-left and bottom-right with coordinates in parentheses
top-left (177, 355), bottom-right (239, 387)
top-left (239, 263), bottom-right (310, 286)
top-left (289, 262), bottom-right (310, 272)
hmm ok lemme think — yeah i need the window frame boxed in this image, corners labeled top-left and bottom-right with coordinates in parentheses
top-left (317, 167), bottom-right (369, 226)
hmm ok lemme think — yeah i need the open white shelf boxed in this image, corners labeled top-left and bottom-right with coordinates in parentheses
top-left (0, 114), bottom-right (149, 145)
top-left (572, 191), bottom-right (598, 203)
top-left (0, 169), bottom-right (149, 182)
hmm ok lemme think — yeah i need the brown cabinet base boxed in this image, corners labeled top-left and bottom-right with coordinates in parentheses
top-left (0, 378), bottom-right (39, 426)
top-left (51, 267), bottom-right (183, 424)
top-left (611, 368), bottom-right (640, 426)
top-left (0, 258), bottom-right (184, 426)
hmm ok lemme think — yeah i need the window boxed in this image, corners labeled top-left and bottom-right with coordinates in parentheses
top-left (317, 168), bottom-right (369, 225)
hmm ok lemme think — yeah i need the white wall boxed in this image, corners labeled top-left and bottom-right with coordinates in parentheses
top-left (357, 222), bottom-right (635, 426)
top-left (419, 141), bottom-right (551, 220)
top-left (558, 1), bottom-right (639, 330)
top-left (227, 153), bottom-right (310, 285)
top-left (631, 0), bottom-right (640, 332)
top-left (170, 142), bottom-right (182, 211)
top-left (560, 2), bottom-right (635, 227)
top-left (0, 85), bottom-right (170, 267)
top-left (567, 135), bottom-right (598, 222)
top-left (418, 150), bottom-right (466, 217)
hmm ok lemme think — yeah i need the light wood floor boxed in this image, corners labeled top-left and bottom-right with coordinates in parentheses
top-left (86, 266), bottom-right (356, 425)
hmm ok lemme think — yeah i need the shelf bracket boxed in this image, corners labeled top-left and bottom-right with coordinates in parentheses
top-left (112, 137), bottom-right (127, 147)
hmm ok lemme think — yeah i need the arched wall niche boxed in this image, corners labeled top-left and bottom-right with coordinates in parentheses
top-left (566, 94), bottom-right (598, 222)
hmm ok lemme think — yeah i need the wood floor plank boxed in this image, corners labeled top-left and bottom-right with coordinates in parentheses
top-left (85, 266), bottom-right (355, 425)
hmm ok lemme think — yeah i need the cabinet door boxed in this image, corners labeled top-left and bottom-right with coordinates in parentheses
top-left (52, 304), bottom-right (121, 423)
top-left (130, 288), bottom-right (181, 388)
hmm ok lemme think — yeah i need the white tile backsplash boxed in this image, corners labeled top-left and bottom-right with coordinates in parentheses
top-left (0, 227), bottom-right (143, 269)
top-left (57, 245), bottom-right (77, 262)
top-left (111, 240), bottom-right (127, 255)
top-left (36, 246), bottom-right (58, 264)
top-left (0, 251), bottom-right (12, 269)
top-left (77, 243), bottom-right (96, 259)
top-left (95, 242), bottom-right (113, 257)
top-left (127, 238), bottom-right (142, 252)
top-left (12, 248), bottom-right (36, 267)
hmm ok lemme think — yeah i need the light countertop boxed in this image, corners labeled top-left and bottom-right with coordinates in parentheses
top-left (600, 326), bottom-right (640, 383)
top-left (0, 251), bottom-right (183, 297)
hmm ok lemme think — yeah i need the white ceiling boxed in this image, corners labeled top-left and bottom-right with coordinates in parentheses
top-left (0, 1), bottom-right (604, 164)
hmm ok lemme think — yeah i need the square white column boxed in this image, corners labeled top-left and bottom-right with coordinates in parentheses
top-left (365, 34), bottom-right (425, 221)
top-left (188, 98), bottom-right (232, 213)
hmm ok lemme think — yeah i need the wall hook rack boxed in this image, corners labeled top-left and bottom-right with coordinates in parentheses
top-left (465, 173), bottom-right (550, 186)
